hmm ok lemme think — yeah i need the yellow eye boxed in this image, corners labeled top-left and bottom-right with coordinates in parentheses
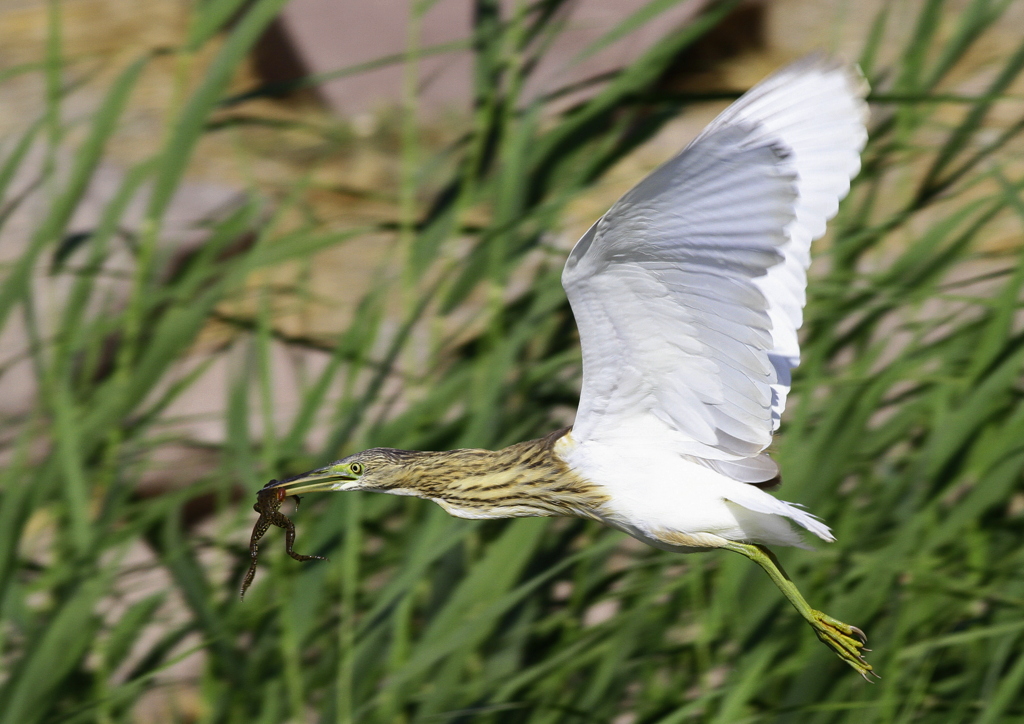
top-left (349, 462), bottom-right (364, 475)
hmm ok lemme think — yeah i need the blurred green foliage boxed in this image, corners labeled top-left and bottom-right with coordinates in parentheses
top-left (1, 0), bottom-right (1024, 722)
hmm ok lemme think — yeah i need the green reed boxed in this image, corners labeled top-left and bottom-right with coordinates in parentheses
top-left (1, 0), bottom-right (1023, 722)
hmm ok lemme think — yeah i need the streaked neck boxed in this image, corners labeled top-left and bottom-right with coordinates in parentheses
top-left (394, 428), bottom-right (607, 519)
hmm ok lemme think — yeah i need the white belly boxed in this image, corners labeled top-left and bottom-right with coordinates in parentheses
top-left (556, 429), bottom-right (831, 550)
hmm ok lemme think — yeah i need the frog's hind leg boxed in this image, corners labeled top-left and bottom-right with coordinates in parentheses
top-left (276, 511), bottom-right (327, 563)
top-left (241, 513), bottom-right (273, 599)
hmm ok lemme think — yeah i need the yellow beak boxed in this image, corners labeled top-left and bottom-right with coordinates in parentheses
top-left (261, 466), bottom-right (356, 496)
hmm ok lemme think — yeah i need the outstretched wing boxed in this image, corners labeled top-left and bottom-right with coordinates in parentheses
top-left (562, 56), bottom-right (868, 479)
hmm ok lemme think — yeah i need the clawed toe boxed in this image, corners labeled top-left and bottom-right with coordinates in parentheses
top-left (809, 610), bottom-right (878, 681)
top-left (723, 543), bottom-right (878, 681)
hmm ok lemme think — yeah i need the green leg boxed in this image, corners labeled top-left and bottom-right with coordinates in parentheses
top-left (723, 542), bottom-right (877, 680)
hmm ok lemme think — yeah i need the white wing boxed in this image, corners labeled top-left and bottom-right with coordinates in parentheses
top-left (562, 56), bottom-right (868, 481)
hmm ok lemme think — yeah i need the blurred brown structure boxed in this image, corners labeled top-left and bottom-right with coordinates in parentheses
top-left (257, 0), bottom-right (710, 115)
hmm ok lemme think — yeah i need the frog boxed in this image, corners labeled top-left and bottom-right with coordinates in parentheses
top-left (240, 482), bottom-right (327, 599)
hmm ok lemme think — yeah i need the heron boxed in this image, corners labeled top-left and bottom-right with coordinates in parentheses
top-left (244, 56), bottom-right (874, 679)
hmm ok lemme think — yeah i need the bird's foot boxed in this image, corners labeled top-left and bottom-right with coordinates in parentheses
top-left (808, 610), bottom-right (878, 681)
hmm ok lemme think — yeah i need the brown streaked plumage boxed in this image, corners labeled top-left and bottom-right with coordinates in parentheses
top-left (361, 428), bottom-right (610, 520)
top-left (252, 427), bottom-right (608, 521)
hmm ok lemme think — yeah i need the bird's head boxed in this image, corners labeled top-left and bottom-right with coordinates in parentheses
top-left (260, 448), bottom-right (428, 498)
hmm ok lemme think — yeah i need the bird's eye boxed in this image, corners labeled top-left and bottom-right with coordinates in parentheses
top-left (349, 462), bottom-right (364, 475)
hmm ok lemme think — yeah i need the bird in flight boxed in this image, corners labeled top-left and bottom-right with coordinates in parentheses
top-left (243, 56), bottom-right (873, 679)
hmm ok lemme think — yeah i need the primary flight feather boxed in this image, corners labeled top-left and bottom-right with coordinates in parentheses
top-left (245, 56), bottom-right (874, 678)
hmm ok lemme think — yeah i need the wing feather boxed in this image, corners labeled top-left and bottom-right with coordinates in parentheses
top-left (562, 56), bottom-right (868, 478)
